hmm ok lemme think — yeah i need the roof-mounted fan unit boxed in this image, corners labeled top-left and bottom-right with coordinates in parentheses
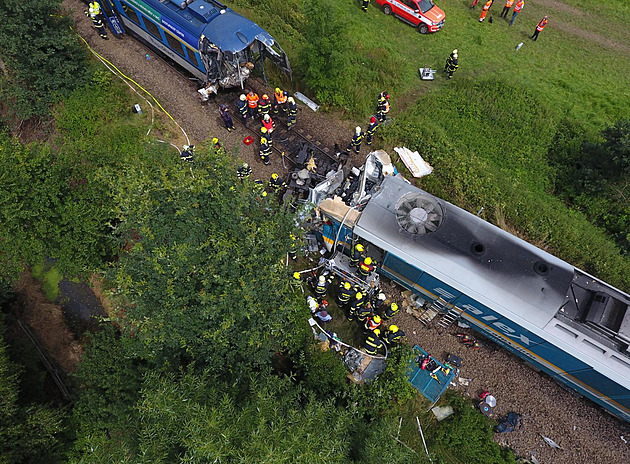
top-left (395, 193), bottom-right (444, 235)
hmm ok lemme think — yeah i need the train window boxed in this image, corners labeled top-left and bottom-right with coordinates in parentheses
top-left (121, 4), bottom-right (140, 25)
top-left (143, 18), bottom-right (162, 41)
top-left (187, 49), bottom-right (199, 68)
top-left (165, 32), bottom-right (184, 57)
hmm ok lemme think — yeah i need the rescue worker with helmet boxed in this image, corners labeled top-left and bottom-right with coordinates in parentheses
top-left (531, 15), bottom-right (548, 41)
top-left (364, 314), bottom-right (382, 332)
top-left (287, 97), bottom-right (298, 129)
top-left (291, 271), bottom-right (304, 292)
top-left (237, 162), bottom-right (252, 181)
top-left (86, 1), bottom-right (108, 39)
top-left (313, 275), bottom-right (330, 300)
top-left (269, 173), bottom-right (286, 194)
top-left (383, 302), bottom-right (400, 320)
top-left (383, 325), bottom-right (405, 346)
top-left (262, 114), bottom-right (275, 134)
top-left (258, 94), bottom-right (271, 118)
top-left (259, 135), bottom-right (271, 165)
top-left (273, 87), bottom-right (288, 115)
top-left (365, 116), bottom-right (379, 146)
top-left (348, 291), bottom-right (365, 321)
top-left (237, 94), bottom-right (248, 123)
top-left (349, 243), bottom-right (365, 268)
top-left (337, 281), bottom-right (354, 307)
top-left (346, 127), bottom-right (364, 155)
top-left (357, 304), bottom-right (373, 323)
top-left (288, 234), bottom-right (298, 262)
top-left (377, 93), bottom-right (390, 122)
top-left (358, 256), bottom-right (375, 279)
top-left (180, 144), bottom-right (194, 163)
top-left (363, 328), bottom-right (384, 355)
top-left (444, 49), bottom-right (459, 80)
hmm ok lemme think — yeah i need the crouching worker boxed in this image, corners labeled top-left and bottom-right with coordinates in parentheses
top-left (363, 329), bottom-right (384, 356)
top-left (383, 325), bottom-right (405, 346)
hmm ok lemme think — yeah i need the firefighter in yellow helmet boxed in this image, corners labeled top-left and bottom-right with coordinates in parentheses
top-left (383, 324), bottom-right (406, 346)
top-left (86, 1), bottom-right (108, 39)
top-left (358, 256), bottom-right (375, 279)
top-left (363, 328), bottom-right (384, 355)
top-left (269, 173), bottom-right (286, 194)
top-left (337, 281), bottom-right (354, 307)
top-left (349, 243), bottom-right (365, 268)
top-left (383, 302), bottom-right (400, 320)
top-left (348, 291), bottom-right (365, 321)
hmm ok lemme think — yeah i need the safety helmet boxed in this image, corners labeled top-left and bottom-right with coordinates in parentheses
top-left (290, 234), bottom-right (296, 240)
top-left (453, 49), bottom-right (458, 55)
top-left (370, 116), bottom-right (376, 123)
top-left (261, 127), bottom-right (268, 133)
top-left (344, 282), bottom-right (351, 290)
top-left (364, 257), bottom-right (373, 265)
top-left (356, 244), bottom-right (364, 252)
top-left (391, 303), bottom-right (399, 311)
top-left (356, 292), bottom-right (363, 299)
top-left (261, 137), bottom-right (268, 144)
top-left (355, 126), bottom-right (361, 135)
top-left (271, 173), bottom-right (279, 180)
top-left (321, 300), bottom-right (329, 307)
top-left (242, 162), bottom-right (249, 169)
top-left (390, 324), bottom-right (399, 333)
top-left (385, 93), bottom-right (390, 100)
top-left (288, 97), bottom-right (295, 103)
top-left (212, 137), bottom-right (219, 144)
top-left (275, 87), bottom-right (281, 93)
top-left (293, 272), bottom-right (301, 280)
top-left (262, 94), bottom-right (269, 100)
top-left (378, 292), bottom-right (386, 301)
top-left (373, 328), bottom-right (381, 337)
top-left (264, 114), bottom-right (270, 121)
top-left (240, 94), bottom-right (246, 101)
top-left (373, 315), bottom-right (381, 324)
top-left (318, 276), bottom-right (326, 284)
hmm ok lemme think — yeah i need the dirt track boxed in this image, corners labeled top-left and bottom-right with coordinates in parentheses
top-left (59, 1), bottom-right (630, 462)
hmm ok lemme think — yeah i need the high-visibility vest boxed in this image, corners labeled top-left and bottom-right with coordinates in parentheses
top-left (262, 118), bottom-right (274, 132)
top-left (247, 93), bottom-right (259, 108)
top-left (275, 91), bottom-right (287, 104)
top-left (514, 1), bottom-right (524, 12)
top-left (536, 19), bottom-right (547, 31)
top-left (505, 0), bottom-right (514, 7)
top-left (482, 0), bottom-right (492, 11)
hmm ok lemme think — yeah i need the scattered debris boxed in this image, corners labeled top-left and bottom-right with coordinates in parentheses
top-left (540, 434), bottom-right (563, 450)
top-left (419, 66), bottom-right (437, 80)
top-left (393, 147), bottom-right (433, 178)
top-left (416, 417), bottom-right (432, 460)
top-left (431, 405), bottom-right (455, 421)
top-left (294, 92), bottom-right (319, 112)
top-left (621, 435), bottom-right (627, 444)
top-left (458, 377), bottom-right (472, 386)
top-left (531, 455), bottom-right (540, 464)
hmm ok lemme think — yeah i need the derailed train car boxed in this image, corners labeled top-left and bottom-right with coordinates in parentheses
top-left (318, 169), bottom-right (630, 423)
top-left (99, 0), bottom-right (291, 93)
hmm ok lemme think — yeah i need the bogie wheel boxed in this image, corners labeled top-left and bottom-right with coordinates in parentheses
top-left (419, 23), bottom-right (429, 34)
top-left (383, 4), bottom-right (392, 14)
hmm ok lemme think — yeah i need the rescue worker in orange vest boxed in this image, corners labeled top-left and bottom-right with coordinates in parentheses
top-left (531, 15), bottom-right (548, 41)
top-left (259, 135), bottom-right (271, 165)
top-left (246, 91), bottom-right (259, 118)
top-left (258, 94), bottom-right (271, 118)
top-left (358, 256), bottom-right (375, 279)
top-left (273, 87), bottom-right (288, 115)
top-left (262, 113), bottom-right (275, 134)
top-left (364, 314), bottom-right (382, 332)
top-left (509, 0), bottom-right (524, 25)
top-left (337, 281), bottom-right (355, 307)
top-left (363, 328), bottom-right (384, 355)
top-left (346, 126), bottom-right (364, 155)
top-left (365, 116), bottom-right (379, 146)
top-left (377, 95), bottom-right (390, 122)
top-left (237, 94), bottom-right (248, 123)
top-left (500, 0), bottom-right (514, 18)
top-left (479, 0), bottom-right (492, 22)
top-left (348, 291), bottom-right (365, 321)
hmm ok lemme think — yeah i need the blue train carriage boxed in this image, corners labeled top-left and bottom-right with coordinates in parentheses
top-left (104, 0), bottom-right (291, 93)
top-left (320, 174), bottom-right (630, 423)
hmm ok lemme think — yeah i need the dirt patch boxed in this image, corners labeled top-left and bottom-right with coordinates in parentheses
top-left (12, 272), bottom-right (83, 374)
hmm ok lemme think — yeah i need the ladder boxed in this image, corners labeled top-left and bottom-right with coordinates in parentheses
top-left (436, 301), bottom-right (465, 331)
top-left (417, 297), bottom-right (448, 326)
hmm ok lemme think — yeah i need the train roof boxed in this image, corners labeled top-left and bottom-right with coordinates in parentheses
top-left (354, 175), bottom-right (575, 328)
top-left (140, 0), bottom-right (277, 52)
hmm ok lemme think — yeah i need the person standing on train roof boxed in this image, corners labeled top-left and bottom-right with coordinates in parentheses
top-left (246, 91), bottom-right (259, 118)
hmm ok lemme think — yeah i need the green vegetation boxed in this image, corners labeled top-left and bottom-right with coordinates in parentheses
top-left (32, 262), bottom-right (64, 301)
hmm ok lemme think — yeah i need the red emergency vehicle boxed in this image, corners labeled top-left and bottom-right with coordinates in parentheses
top-left (376, 0), bottom-right (445, 34)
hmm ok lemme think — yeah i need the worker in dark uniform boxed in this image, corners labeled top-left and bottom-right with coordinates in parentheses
top-left (180, 144), bottom-right (194, 163)
top-left (219, 104), bottom-right (235, 132)
top-left (365, 116), bottom-right (379, 146)
top-left (444, 49), bottom-right (459, 80)
top-left (287, 97), bottom-right (297, 129)
top-left (383, 302), bottom-right (399, 320)
top-left (237, 94), bottom-right (248, 123)
top-left (377, 92), bottom-right (390, 122)
top-left (337, 281), bottom-right (354, 307)
top-left (261, 127), bottom-right (273, 149)
top-left (260, 135), bottom-right (271, 165)
top-left (348, 291), bottom-right (365, 321)
top-left (253, 179), bottom-right (268, 198)
top-left (258, 94), bottom-right (271, 118)
top-left (288, 234), bottom-right (298, 261)
top-left (346, 126), bottom-right (364, 155)
top-left (357, 256), bottom-right (375, 279)
top-left (383, 325), bottom-right (405, 346)
top-left (269, 173), bottom-right (286, 194)
top-left (362, 0), bottom-right (370, 12)
top-left (349, 243), bottom-right (365, 268)
top-left (86, 1), bottom-right (108, 40)
top-left (364, 314), bottom-right (382, 332)
top-left (372, 291), bottom-right (387, 312)
top-left (312, 275), bottom-right (330, 300)
top-left (237, 162), bottom-right (252, 181)
top-left (363, 329), bottom-right (384, 355)
top-left (357, 304), bottom-right (373, 324)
